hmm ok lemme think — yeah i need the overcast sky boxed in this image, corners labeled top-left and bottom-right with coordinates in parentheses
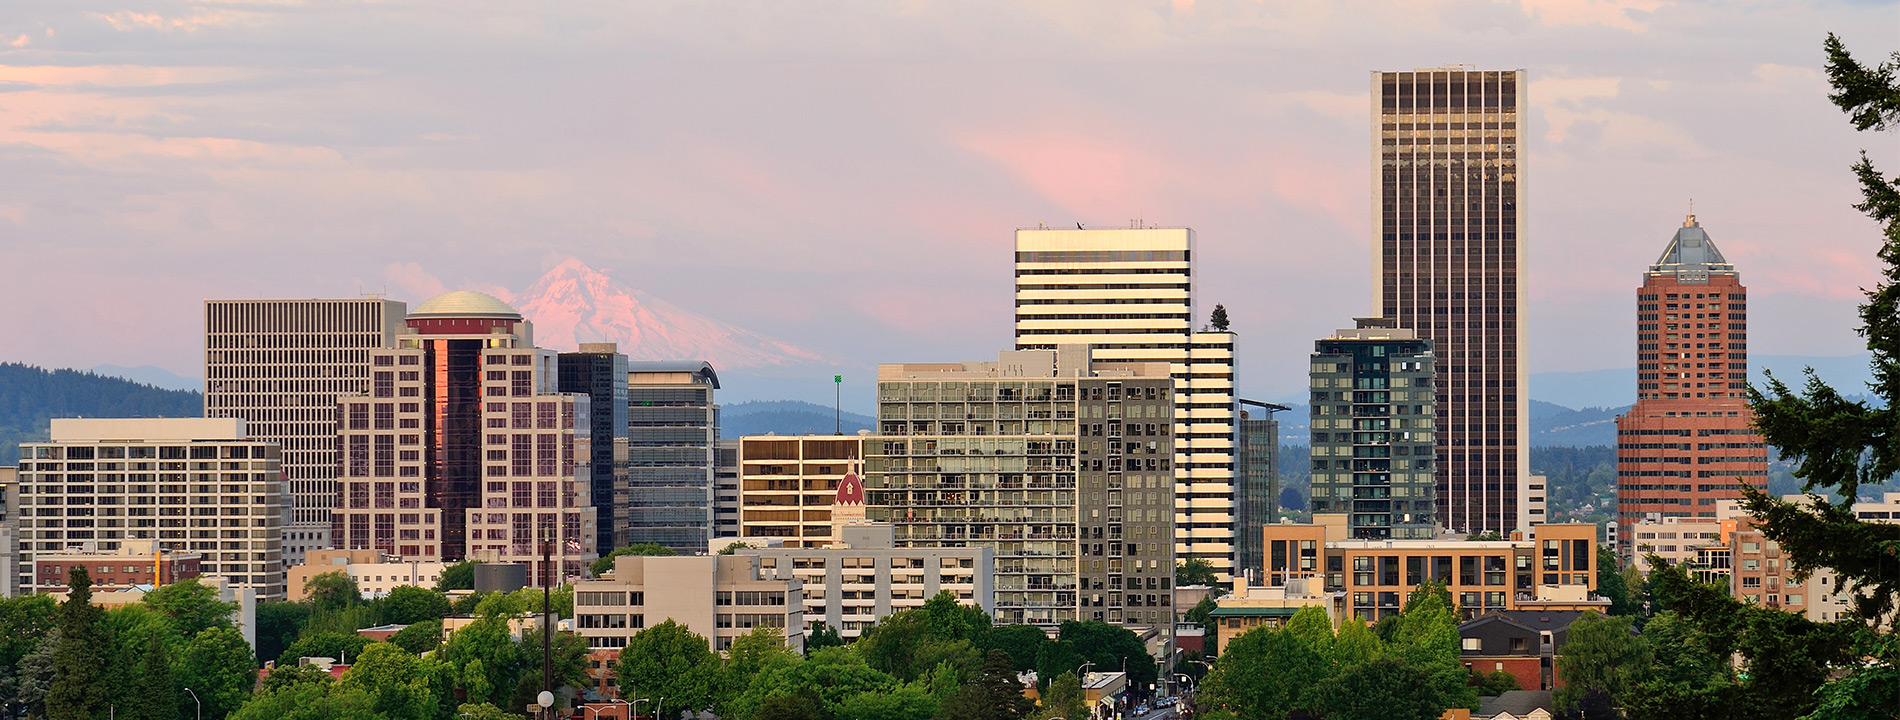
top-left (2, 0), bottom-right (1894, 400)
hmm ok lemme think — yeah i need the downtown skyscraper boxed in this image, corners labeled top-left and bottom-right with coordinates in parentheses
top-left (1373, 68), bottom-right (1530, 534)
top-left (1014, 227), bottom-right (1239, 580)
top-left (204, 298), bottom-right (408, 562)
top-left (1614, 215), bottom-right (1767, 554)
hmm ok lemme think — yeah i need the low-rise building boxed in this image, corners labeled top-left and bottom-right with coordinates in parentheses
top-left (736, 487), bottom-right (993, 638)
top-left (1208, 576), bottom-right (1336, 649)
top-left (16, 418), bottom-right (288, 599)
top-left (1261, 516), bottom-right (1605, 621)
top-left (571, 554), bottom-right (803, 652)
top-left (1458, 610), bottom-right (1588, 691)
top-left (30, 539), bottom-right (202, 594)
top-left (286, 549), bottom-right (448, 600)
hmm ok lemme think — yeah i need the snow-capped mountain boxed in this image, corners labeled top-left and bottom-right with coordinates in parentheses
top-left (512, 258), bottom-right (833, 370)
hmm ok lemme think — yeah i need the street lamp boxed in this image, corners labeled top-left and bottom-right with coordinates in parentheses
top-left (587, 699), bottom-right (631, 719)
top-left (633, 698), bottom-right (650, 720)
top-left (1175, 673), bottom-right (1196, 694)
top-left (184, 688), bottom-right (201, 720)
top-left (656, 696), bottom-right (667, 720)
top-left (1077, 661), bottom-right (1094, 678)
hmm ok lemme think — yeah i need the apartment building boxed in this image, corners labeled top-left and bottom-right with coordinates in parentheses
top-left (1234, 401), bottom-right (1286, 576)
top-left (571, 554), bottom-right (804, 652)
top-left (329, 291), bottom-right (597, 583)
top-left (625, 362), bottom-right (720, 553)
top-left (737, 521), bottom-right (993, 638)
top-left (714, 439), bottom-right (741, 538)
top-left (864, 348), bottom-right (1178, 632)
top-left (2, 466), bottom-right (17, 596)
top-left (15, 418), bottom-right (288, 598)
top-left (1308, 320), bottom-right (1438, 540)
top-left (204, 298), bottom-right (408, 562)
top-left (1262, 515), bottom-right (1601, 621)
top-left (737, 435), bottom-right (863, 547)
top-left (1014, 227), bottom-right (1239, 581)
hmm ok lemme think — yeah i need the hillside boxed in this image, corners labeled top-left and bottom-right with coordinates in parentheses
top-left (720, 400), bottom-right (873, 439)
top-left (0, 363), bottom-right (203, 465)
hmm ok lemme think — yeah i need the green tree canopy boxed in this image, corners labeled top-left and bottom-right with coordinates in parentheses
top-left (1057, 620), bottom-right (1157, 690)
top-left (377, 585), bottom-right (452, 625)
top-left (1176, 558), bottom-right (1218, 587)
top-left (388, 619), bottom-right (443, 656)
top-left (175, 626), bottom-right (258, 720)
top-left (983, 624), bottom-right (1052, 673)
top-left (1032, 671), bottom-right (1085, 720)
top-left (1309, 655), bottom-right (1446, 720)
top-left (939, 650), bottom-right (1032, 720)
top-left (50, 567), bottom-right (107, 720)
top-left (435, 561), bottom-right (477, 592)
top-left (1554, 612), bottom-right (1648, 714)
top-left (591, 543), bottom-right (677, 576)
top-left (143, 577), bottom-right (237, 638)
top-left (437, 615), bottom-right (524, 709)
top-left (302, 571), bottom-right (362, 612)
top-left (615, 620), bottom-right (722, 717)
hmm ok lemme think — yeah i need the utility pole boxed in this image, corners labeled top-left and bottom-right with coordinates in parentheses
top-left (834, 374), bottom-right (843, 435)
top-left (543, 523), bottom-right (554, 714)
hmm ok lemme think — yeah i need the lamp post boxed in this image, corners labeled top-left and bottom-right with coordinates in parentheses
top-left (1175, 673), bottom-right (1196, 694)
top-left (1077, 661), bottom-right (1094, 678)
top-left (184, 688), bottom-right (201, 720)
top-left (656, 697), bottom-right (667, 720)
top-left (633, 698), bottom-right (650, 720)
top-left (587, 700), bottom-right (631, 719)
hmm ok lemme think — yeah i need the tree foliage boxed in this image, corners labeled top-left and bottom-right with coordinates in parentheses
top-left (1309, 656), bottom-right (1446, 720)
top-left (615, 619), bottom-right (722, 717)
top-left (143, 577), bottom-right (238, 638)
top-left (591, 543), bottom-right (677, 576)
top-left (1176, 558), bottom-right (1218, 587)
top-left (435, 561), bottom-right (477, 592)
top-left (1210, 304), bottom-right (1231, 331)
top-left (50, 567), bottom-right (108, 720)
top-left (302, 571), bottom-right (363, 612)
top-left (939, 650), bottom-right (1033, 720)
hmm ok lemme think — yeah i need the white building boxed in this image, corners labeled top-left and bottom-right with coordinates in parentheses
top-left (1014, 227), bottom-right (1239, 581)
top-left (15, 418), bottom-right (289, 599)
top-left (572, 554), bottom-right (803, 652)
top-left (204, 298), bottom-right (408, 564)
top-left (738, 521), bottom-right (994, 638)
top-left (285, 549), bottom-right (447, 600)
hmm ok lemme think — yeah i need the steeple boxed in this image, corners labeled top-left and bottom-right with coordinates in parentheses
top-left (1647, 214), bottom-right (1735, 283)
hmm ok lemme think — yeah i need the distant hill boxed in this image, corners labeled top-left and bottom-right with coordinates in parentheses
top-left (1530, 401), bottom-right (1629, 447)
top-left (91, 364), bottom-right (200, 392)
top-left (0, 363), bottom-right (204, 465)
top-left (720, 400), bottom-right (873, 439)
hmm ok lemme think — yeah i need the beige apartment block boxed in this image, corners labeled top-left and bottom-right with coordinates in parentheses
top-left (286, 548), bottom-right (447, 601)
top-left (204, 298), bottom-right (408, 564)
top-left (1209, 576), bottom-right (1337, 649)
top-left (865, 348), bottom-right (1178, 632)
top-left (1014, 227), bottom-right (1239, 582)
top-left (738, 522), bottom-right (994, 638)
top-left (571, 554), bottom-right (804, 652)
top-left (1262, 516), bottom-right (1603, 621)
top-left (16, 418), bottom-right (289, 599)
top-left (737, 435), bottom-right (863, 547)
top-left (1718, 493), bottom-right (1900, 623)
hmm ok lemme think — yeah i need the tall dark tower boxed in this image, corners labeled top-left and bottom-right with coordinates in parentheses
top-left (1374, 67), bottom-right (1529, 534)
top-left (1614, 215), bottom-right (1767, 555)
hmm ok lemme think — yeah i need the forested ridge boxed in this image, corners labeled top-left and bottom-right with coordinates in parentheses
top-left (0, 363), bottom-right (202, 465)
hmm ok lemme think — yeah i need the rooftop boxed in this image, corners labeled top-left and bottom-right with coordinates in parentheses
top-left (1648, 215), bottom-right (1736, 282)
top-left (408, 290), bottom-right (522, 319)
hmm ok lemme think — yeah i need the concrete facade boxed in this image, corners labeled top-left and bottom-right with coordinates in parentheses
top-left (16, 418), bottom-right (288, 598)
top-left (571, 554), bottom-right (804, 652)
top-left (203, 298), bottom-right (408, 563)
top-left (286, 548), bottom-right (447, 600)
top-left (864, 348), bottom-right (1178, 634)
top-left (1013, 228), bottom-right (1239, 582)
top-left (737, 435), bottom-right (863, 547)
top-left (737, 523), bottom-right (994, 638)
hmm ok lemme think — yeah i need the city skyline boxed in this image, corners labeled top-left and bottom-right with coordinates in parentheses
top-left (0, 2), bottom-right (1891, 407)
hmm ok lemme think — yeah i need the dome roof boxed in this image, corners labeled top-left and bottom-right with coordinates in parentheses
top-left (409, 290), bottom-right (522, 319)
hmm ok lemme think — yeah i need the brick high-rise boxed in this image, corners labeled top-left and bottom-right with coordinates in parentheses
top-left (1373, 68), bottom-right (1529, 533)
top-left (1614, 215), bottom-right (1768, 556)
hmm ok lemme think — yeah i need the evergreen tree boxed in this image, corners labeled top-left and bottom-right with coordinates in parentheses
top-left (49, 567), bottom-right (107, 720)
top-left (939, 650), bottom-right (1031, 720)
top-left (136, 632), bottom-right (181, 720)
top-left (1210, 304), bottom-right (1230, 331)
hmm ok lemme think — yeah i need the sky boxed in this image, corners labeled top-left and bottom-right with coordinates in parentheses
top-left (1, 0), bottom-right (1894, 403)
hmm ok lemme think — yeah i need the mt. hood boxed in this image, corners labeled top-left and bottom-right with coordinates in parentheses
top-left (513, 258), bottom-right (830, 370)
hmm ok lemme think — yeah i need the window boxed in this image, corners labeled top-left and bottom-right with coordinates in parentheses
top-left (1461, 637), bottom-right (1480, 651)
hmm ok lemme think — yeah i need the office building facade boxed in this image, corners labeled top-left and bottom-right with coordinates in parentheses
top-left (625, 362), bottom-right (720, 554)
top-left (15, 418), bottom-right (288, 598)
top-left (1614, 215), bottom-right (1768, 554)
top-left (204, 298), bottom-right (407, 562)
top-left (864, 348), bottom-right (1178, 631)
top-left (1308, 321), bottom-right (1438, 539)
top-left (559, 344), bottom-right (630, 554)
top-left (1014, 227), bottom-right (1239, 580)
top-left (714, 439), bottom-right (741, 538)
top-left (1372, 68), bottom-right (1529, 534)
top-left (329, 291), bottom-right (597, 583)
top-left (1234, 401), bottom-right (1285, 577)
top-left (737, 435), bottom-right (864, 547)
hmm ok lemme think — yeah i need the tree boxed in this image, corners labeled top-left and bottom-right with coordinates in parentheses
top-left (227, 682), bottom-right (380, 720)
top-left (1184, 597), bottom-right (1219, 657)
top-left (1176, 558), bottom-right (1218, 587)
top-left (615, 620), bottom-right (721, 717)
top-left (853, 596), bottom-right (986, 683)
top-left (591, 543), bottom-right (676, 577)
top-left (1060, 621), bottom-right (1156, 692)
top-left (437, 614), bottom-right (523, 709)
top-left (455, 703), bottom-right (514, 720)
top-left (717, 541), bottom-right (749, 555)
top-left (435, 561), bottom-right (477, 592)
top-left (1197, 625), bottom-right (1330, 720)
top-left (837, 683), bottom-right (940, 720)
top-left (756, 692), bottom-right (823, 720)
top-left (378, 585), bottom-right (452, 625)
top-left (337, 643), bottom-right (440, 720)
top-left (1210, 304), bottom-right (1230, 332)
top-left (302, 571), bottom-right (362, 612)
top-left (1332, 619), bottom-right (1383, 669)
top-left (1033, 671), bottom-right (1085, 720)
top-left (722, 625), bottom-right (800, 711)
top-left (730, 646), bottom-right (896, 720)
top-left (0, 594), bottom-right (57, 715)
top-left (176, 626), bottom-right (256, 720)
top-left (135, 631), bottom-right (182, 720)
top-left (1390, 587), bottom-right (1477, 711)
top-left (144, 578), bottom-right (238, 638)
top-left (259, 664), bottom-right (334, 694)
top-left (805, 621), bottom-right (846, 654)
top-left (389, 619), bottom-right (443, 656)
top-left (1554, 612), bottom-right (1648, 714)
top-left (9, 627), bottom-right (58, 719)
top-left (983, 624), bottom-right (1051, 673)
top-left (940, 650), bottom-right (1032, 720)
top-left (49, 567), bottom-right (107, 720)
top-left (1593, 548), bottom-right (1641, 618)
top-left (1473, 670), bottom-right (1520, 697)
top-left (1309, 656), bottom-right (1446, 720)
top-left (253, 602), bottom-right (310, 670)
top-left (1621, 611), bottom-right (1736, 720)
